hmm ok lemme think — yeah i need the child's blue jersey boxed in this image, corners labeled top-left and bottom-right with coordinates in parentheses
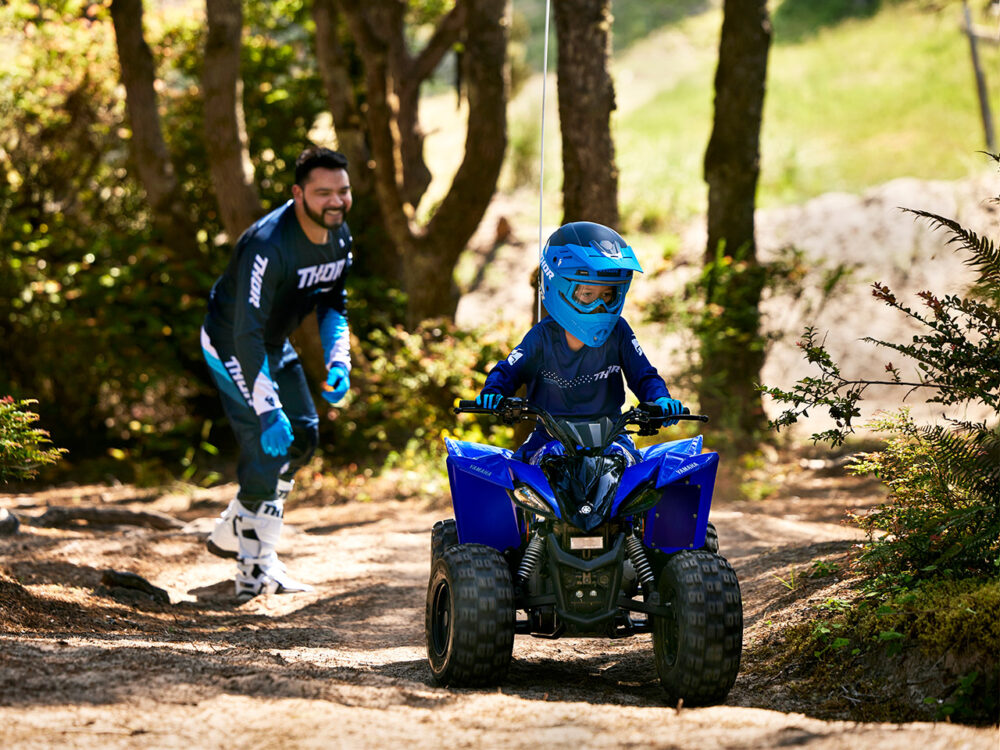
top-left (482, 316), bottom-right (670, 419)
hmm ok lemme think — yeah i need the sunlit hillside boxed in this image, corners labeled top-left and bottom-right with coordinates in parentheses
top-left (422, 0), bottom-right (999, 235)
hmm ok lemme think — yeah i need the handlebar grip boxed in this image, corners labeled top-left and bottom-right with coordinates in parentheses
top-left (455, 399), bottom-right (497, 415)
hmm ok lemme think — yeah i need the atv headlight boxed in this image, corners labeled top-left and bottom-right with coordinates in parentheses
top-left (618, 484), bottom-right (662, 516)
top-left (509, 483), bottom-right (558, 520)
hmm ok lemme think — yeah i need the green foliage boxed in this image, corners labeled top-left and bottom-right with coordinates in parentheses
top-left (763, 172), bottom-right (1000, 446)
top-left (0, 2), bottom-right (329, 470)
top-left (853, 577), bottom-right (1000, 722)
top-left (323, 319), bottom-right (518, 468)
top-left (857, 577), bottom-right (1000, 660)
top-left (0, 397), bottom-right (65, 482)
top-left (762, 165), bottom-right (1000, 583)
top-left (0, 2), bottom-right (202, 453)
top-left (768, 575), bottom-right (999, 724)
top-left (645, 245), bottom-right (851, 416)
top-left (810, 559), bottom-right (842, 578)
top-left (847, 410), bottom-right (1000, 579)
top-left (772, 566), bottom-right (799, 590)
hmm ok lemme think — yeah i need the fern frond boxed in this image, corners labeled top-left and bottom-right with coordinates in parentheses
top-left (904, 208), bottom-right (1000, 288)
top-left (918, 424), bottom-right (1000, 494)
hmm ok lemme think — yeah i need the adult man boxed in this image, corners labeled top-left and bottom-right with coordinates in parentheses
top-left (200, 146), bottom-right (354, 601)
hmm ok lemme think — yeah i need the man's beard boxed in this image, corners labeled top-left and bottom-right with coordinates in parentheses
top-left (302, 197), bottom-right (344, 229)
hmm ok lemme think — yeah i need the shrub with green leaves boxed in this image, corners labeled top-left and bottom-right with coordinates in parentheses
top-left (0, 2), bottom-right (327, 465)
top-left (762, 156), bottom-right (1000, 582)
top-left (848, 410), bottom-right (999, 578)
top-left (323, 318), bottom-right (518, 468)
top-left (0, 397), bottom-right (65, 482)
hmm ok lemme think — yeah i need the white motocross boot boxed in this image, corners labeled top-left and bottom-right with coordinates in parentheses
top-left (233, 492), bottom-right (311, 602)
top-left (206, 479), bottom-right (294, 559)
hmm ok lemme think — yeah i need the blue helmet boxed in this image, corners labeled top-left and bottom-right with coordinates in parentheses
top-left (540, 221), bottom-right (643, 347)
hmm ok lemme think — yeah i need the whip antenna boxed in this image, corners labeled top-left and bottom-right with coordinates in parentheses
top-left (537, 0), bottom-right (552, 323)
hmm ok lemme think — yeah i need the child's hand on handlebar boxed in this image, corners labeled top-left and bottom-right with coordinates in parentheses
top-left (475, 392), bottom-right (504, 410)
top-left (654, 396), bottom-right (686, 426)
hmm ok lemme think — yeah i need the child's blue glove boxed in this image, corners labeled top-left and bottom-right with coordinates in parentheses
top-left (654, 396), bottom-right (685, 426)
top-left (322, 364), bottom-right (350, 405)
top-left (259, 409), bottom-right (294, 457)
top-left (476, 392), bottom-right (504, 410)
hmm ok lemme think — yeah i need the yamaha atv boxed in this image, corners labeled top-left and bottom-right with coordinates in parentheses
top-left (425, 398), bottom-right (742, 705)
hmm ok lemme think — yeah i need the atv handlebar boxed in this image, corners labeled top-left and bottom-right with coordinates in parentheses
top-left (455, 398), bottom-right (708, 453)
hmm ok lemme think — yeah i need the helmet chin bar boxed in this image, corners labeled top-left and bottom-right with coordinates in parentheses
top-left (548, 290), bottom-right (620, 346)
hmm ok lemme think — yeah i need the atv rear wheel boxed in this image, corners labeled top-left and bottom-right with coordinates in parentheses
top-left (426, 543), bottom-right (515, 686)
top-left (430, 518), bottom-right (458, 563)
top-left (652, 549), bottom-right (742, 706)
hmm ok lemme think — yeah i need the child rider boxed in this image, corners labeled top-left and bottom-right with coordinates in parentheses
top-left (475, 221), bottom-right (685, 464)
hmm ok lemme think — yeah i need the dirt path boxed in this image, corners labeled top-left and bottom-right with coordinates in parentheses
top-left (0, 459), bottom-right (996, 750)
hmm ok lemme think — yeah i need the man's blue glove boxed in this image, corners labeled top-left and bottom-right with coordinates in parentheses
top-left (259, 409), bottom-right (294, 457)
top-left (476, 392), bottom-right (504, 410)
top-left (655, 396), bottom-right (685, 426)
top-left (322, 364), bottom-right (350, 405)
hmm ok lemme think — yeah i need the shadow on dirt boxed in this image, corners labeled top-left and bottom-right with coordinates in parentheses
top-left (303, 518), bottom-right (380, 536)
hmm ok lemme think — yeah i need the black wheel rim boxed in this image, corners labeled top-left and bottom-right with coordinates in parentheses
top-left (430, 579), bottom-right (452, 658)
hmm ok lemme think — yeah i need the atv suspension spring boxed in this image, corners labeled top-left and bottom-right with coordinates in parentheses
top-left (625, 534), bottom-right (655, 587)
top-left (517, 535), bottom-right (545, 581)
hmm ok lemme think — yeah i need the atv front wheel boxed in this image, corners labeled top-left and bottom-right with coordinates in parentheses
top-left (652, 549), bottom-right (742, 706)
top-left (430, 518), bottom-right (458, 563)
top-left (702, 521), bottom-right (719, 554)
top-left (426, 543), bottom-right (515, 686)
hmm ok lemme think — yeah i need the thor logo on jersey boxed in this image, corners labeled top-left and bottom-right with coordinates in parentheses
top-left (297, 259), bottom-right (347, 289)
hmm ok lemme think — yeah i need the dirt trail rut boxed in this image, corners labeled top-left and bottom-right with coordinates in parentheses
top-left (0, 464), bottom-right (996, 750)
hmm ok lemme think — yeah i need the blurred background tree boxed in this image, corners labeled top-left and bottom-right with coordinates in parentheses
top-left (1, 0), bottom-right (997, 483)
top-left (0, 0), bottom-right (517, 482)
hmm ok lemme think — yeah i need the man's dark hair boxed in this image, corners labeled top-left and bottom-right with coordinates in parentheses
top-left (294, 146), bottom-right (349, 186)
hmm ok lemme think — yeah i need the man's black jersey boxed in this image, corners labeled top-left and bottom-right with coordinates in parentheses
top-left (204, 200), bottom-right (352, 416)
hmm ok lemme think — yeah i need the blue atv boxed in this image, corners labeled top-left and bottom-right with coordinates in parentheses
top-left (425, 398), bottom-right (742, 705)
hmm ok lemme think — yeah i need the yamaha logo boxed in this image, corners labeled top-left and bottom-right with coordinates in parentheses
top-left (580, 504), bottom-right (593, 515)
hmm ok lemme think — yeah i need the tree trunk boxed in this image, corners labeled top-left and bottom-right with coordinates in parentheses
top-left (312, 0), bottom-right (400, 283)
top-left (312, 0), bottom-right (372, 193)
top-left (337, 0), bottom-right (507, 327)
top-left (553, 0), bottom-right (619, 228)
top-left (203, 0), bottom-right (262, 240)
top-left (700, 0), bottom-right (771, 449)
top-left (109, 0), bottom-right (198, 258)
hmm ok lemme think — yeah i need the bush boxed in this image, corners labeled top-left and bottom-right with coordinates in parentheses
top-left (0, 3), bottom-right (328, 467)
top-left (321, 318), bottom-right (519, 469)
top-left (0, 397), bottom-right (65, 482)
top-left (848, 410), bottom-right (999, 579)
top-left (761, 156), bottom-right (1000, 583)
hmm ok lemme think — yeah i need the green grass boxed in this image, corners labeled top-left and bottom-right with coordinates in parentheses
top-left (514, 0), bottom-right (711, 73)
top-left (612, 0), bottom-right (998, 224)
top-left (483, 0), bottom-right (1000, 233)
top-left (759, 1), bottom-right (997, 204)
